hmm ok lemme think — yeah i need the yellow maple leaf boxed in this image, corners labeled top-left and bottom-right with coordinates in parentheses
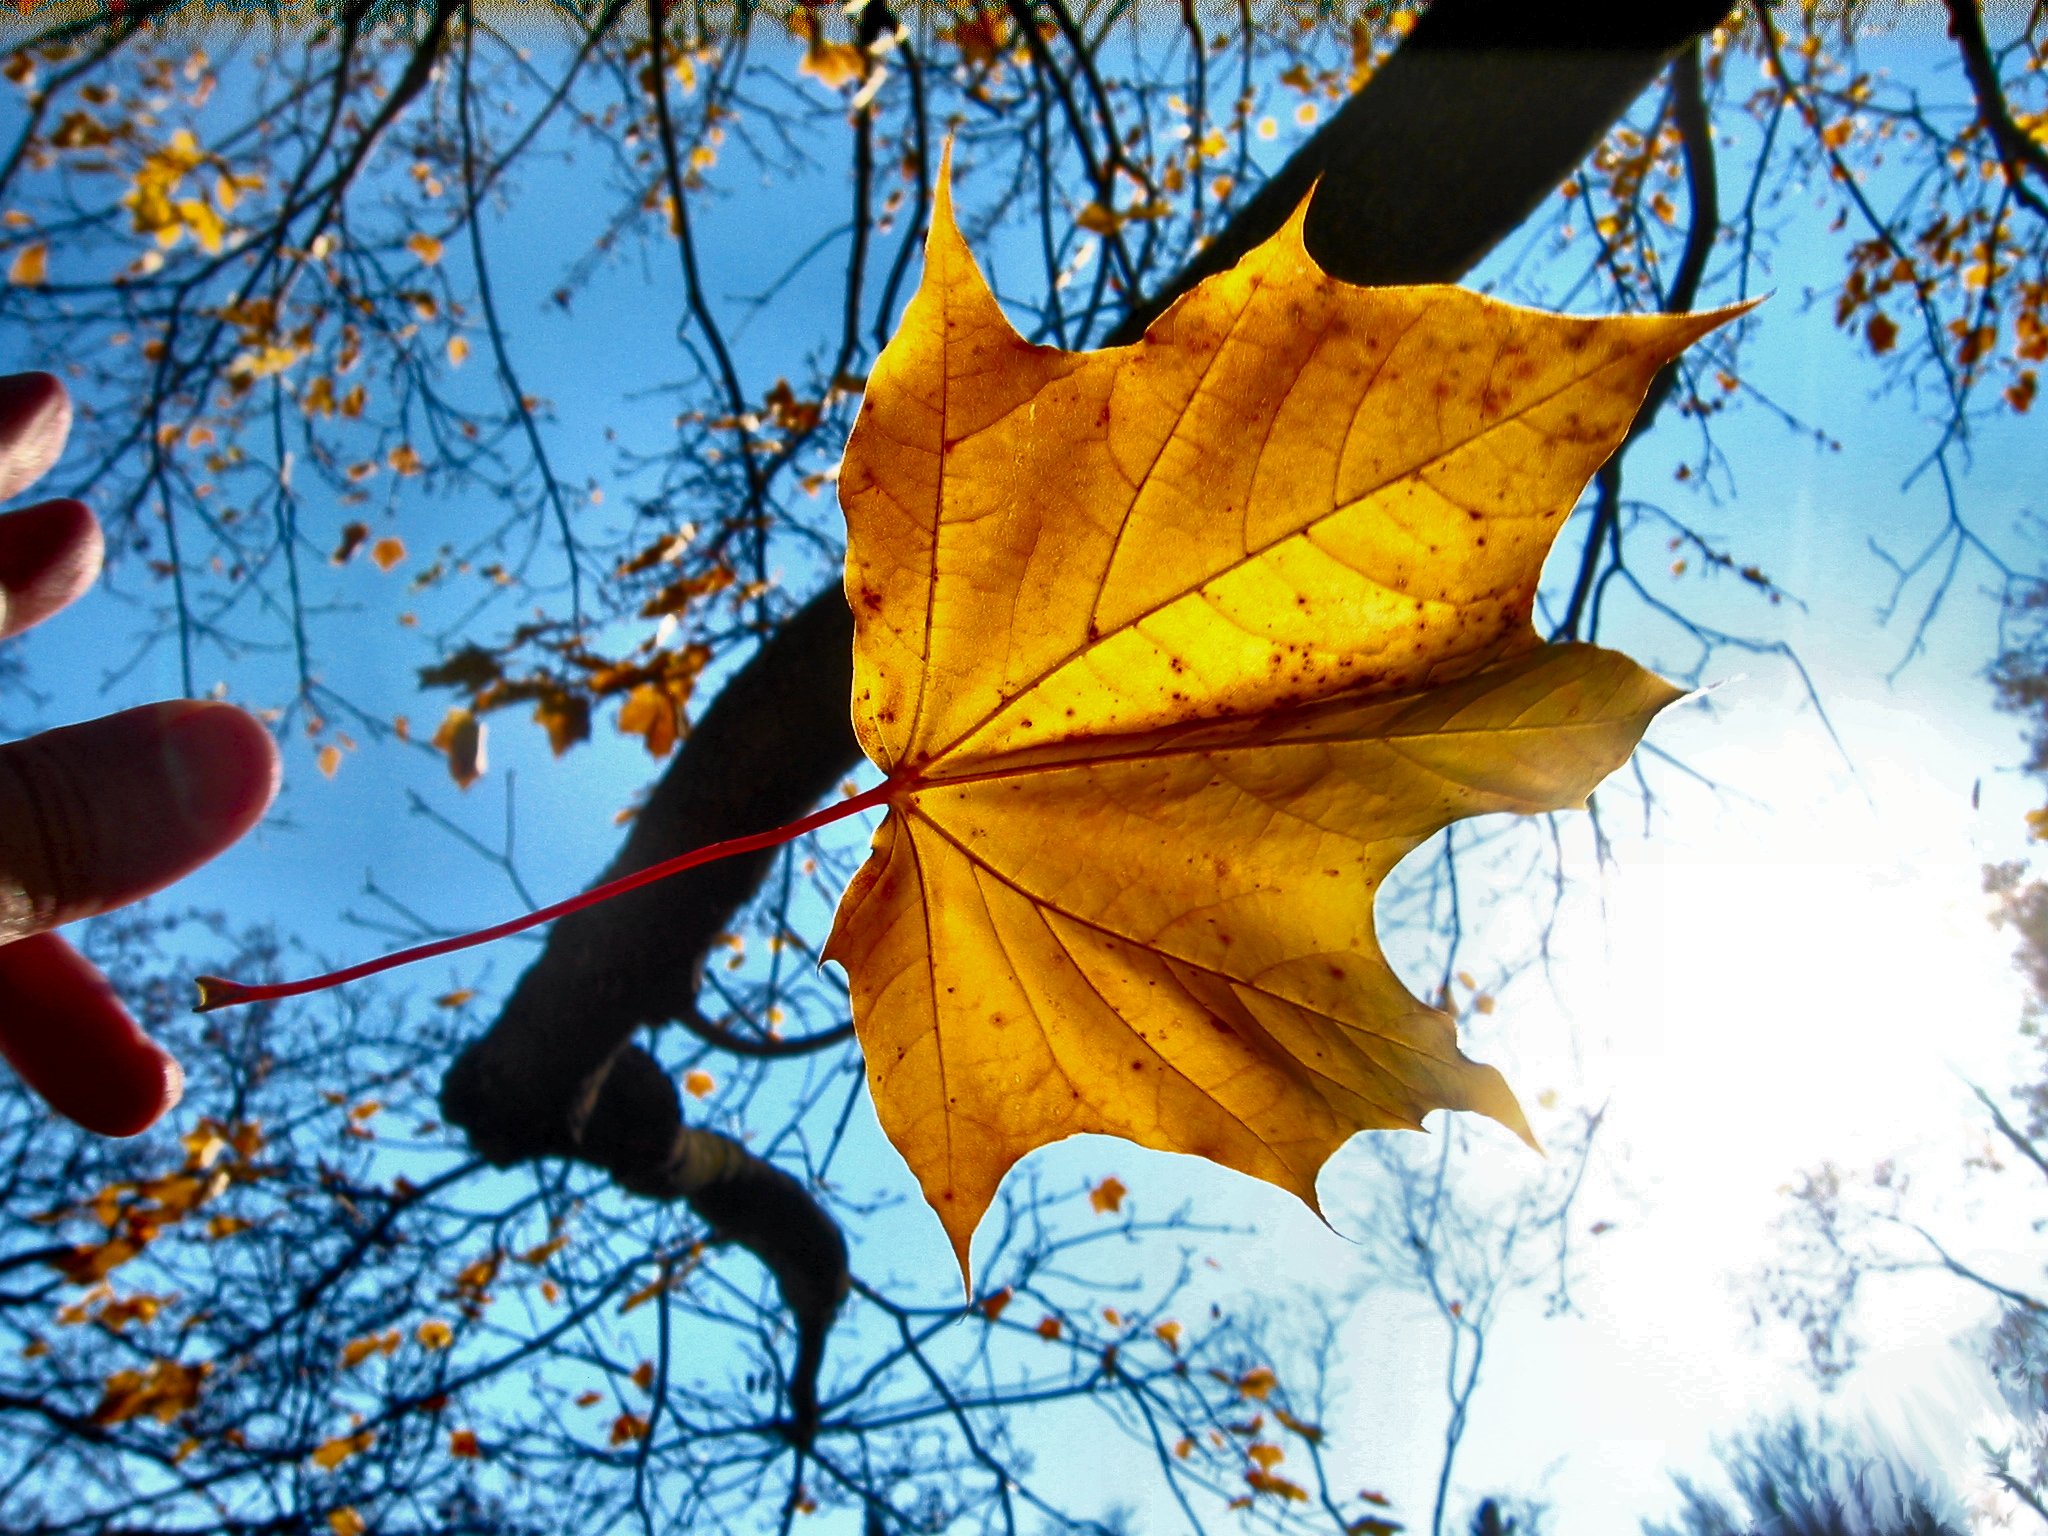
top-left (1274, 1405), bottom-right (1323, 1442)
top-left (532, 690), bottom-right (590, 757)
top-left (53, 1236), bottom-right (140, 1285)
top-left (941, 9), bottom-right (1007, 68)
top-left (175, 196), bottom-right (225, 254)
top-left (516, 1232), bottom-right (569, 1265)
top-left (1247, 1468), bottom-right (1311, 1502)
top-left (1076, 201), bottom-right (1122, 237)
top-left (617, 1267), bottom-right (673, 1314)
top-left (338, 1329), bottom-right (397, 1368)
top-left (1236, 1366), bottom-right (1278, 1400)
top-left (824, 154), bottom-right (1739, 1281)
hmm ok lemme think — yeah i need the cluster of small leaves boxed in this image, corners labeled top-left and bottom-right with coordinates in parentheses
top-left (1507, 3), bottom-right (2047, 683)
top-left (0, 18), bottom-right (513, 776)
top-left (1549, 4), bottom-right (2047, 430)
top-left (1748, 3), bottom-right (2048, 424)
top-left (0, 915), bottom-right (523, 1534)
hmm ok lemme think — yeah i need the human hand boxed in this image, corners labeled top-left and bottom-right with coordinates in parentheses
top-left (0, 372), bottom-right (278, 1136)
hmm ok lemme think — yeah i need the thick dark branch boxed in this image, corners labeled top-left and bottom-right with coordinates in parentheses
top-left (444, 587), bottom-right (860, 1131)
top-left (442, 1038), bottom-right (847, 1444)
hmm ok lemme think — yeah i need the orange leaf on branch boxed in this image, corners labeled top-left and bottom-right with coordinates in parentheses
top-left (431, 708), bottom-right (486, 790)
top-left (91, 1358), bottom-right (209, 1425)
top-left (8, 242), bottom-right (47, 286)
top-left (1235, 1366), bottom-right (1278, 1400)
top-left (310, 1428), bottom-right (374, 1470)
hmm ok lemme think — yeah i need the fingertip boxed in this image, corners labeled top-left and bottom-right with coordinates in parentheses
top-left (0, 498), bottom-right (102, 639)
top-left (0, 373), bottom-right (72, 504)
top-left (0, 930), bottom-right (184, 1138)
top-left (160, 701), bottom-right (282, 844)
top-left (85, 1036), bottom-right (181, 1140)
top-left (155, 1044), bottom-right (185, 1126)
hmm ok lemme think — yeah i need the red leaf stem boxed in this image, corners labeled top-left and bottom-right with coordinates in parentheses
top-left (194, 779), bottom-right (898, 1013)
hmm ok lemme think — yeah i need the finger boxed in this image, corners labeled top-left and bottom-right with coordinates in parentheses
top-left (0, 373), bottom-right (71, 503)
top-left (0, 929), bottom-right (181, 1136)
top-left (0, 498), bottom-right (102, 640)
top-left (0, 701), bottom-right (279, 943)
